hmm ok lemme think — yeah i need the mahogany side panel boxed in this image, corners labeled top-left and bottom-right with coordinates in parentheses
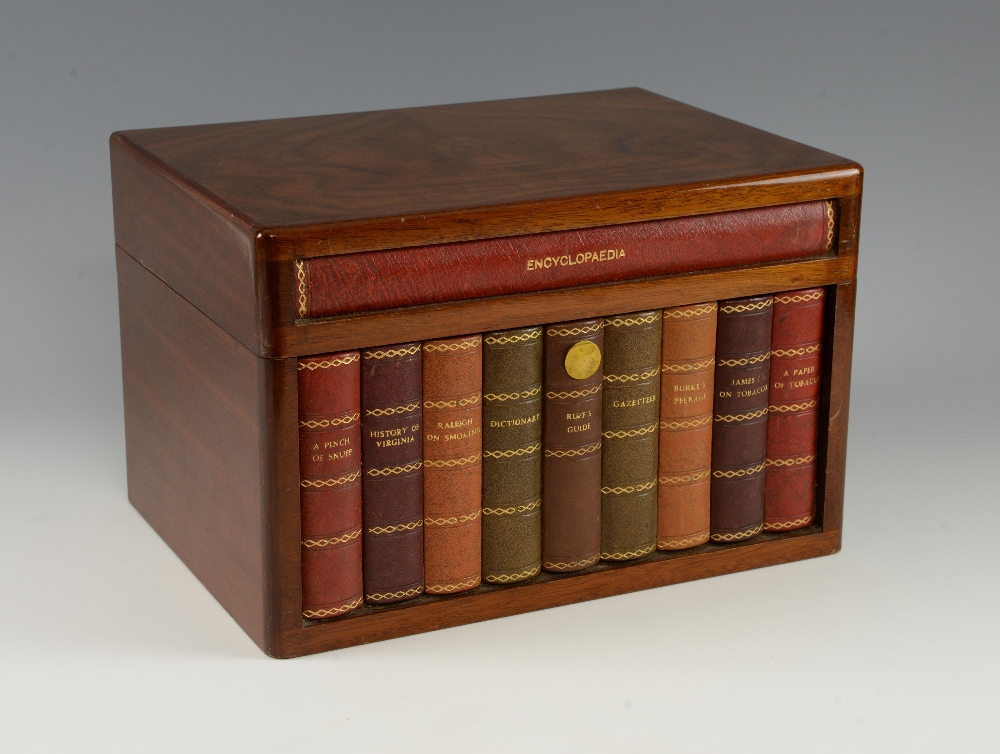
top-left (110, 134), bottom-right (263, 353)
top-left (117, 247), bottom-right (280, 654)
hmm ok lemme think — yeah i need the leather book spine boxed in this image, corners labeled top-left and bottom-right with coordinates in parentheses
top-left (422, 335), bottom-right (483, 594)
top-left (360, 342), bottom-right (424, 604)
top-left (298, 351), bottom-right (363, 619)
top-left (657, 302), bottom-right (718, 550)
top-left (481, 326), bottom-right (543, 584)
top-left (710, 295), bottom-right (773, 542)
top-left (542, 318), bottom-right (604, 572)
top-left (300, 201), bottom-right (835, 317)
top-left (600, 311), bottom-right (661, 561)
top-left (765, 288), bottom-right (826, 531)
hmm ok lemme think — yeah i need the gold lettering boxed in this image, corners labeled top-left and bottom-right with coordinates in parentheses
top-left (567, 423), bottom-right (591, 433)
top-left (525, 249), bottom-right (627, 273)
top-left (375, 435), bottom-right (415, 448)
top-left (674, 393), bottom-right (707, 405)
top-left (327, 448), bottom-right (353, 460)
top-left (674, 382), bottom-right (707, 392)
top-left (489, 413), bottom-right (540, 428)
top-left (612, 395), bottom-right (657, 408)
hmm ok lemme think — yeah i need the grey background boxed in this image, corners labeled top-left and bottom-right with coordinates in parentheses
top-left (2, 2), bottom-right (998, 751)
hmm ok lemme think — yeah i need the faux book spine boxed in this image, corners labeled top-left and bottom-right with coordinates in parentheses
top-left (422, 335), bottom-right (483, 594)
top-left (298, 201), bottom-right (835, 317)
top-left (657, 302), bottom-right (717, 550)
top-left (481, 326), bottom-right (543, 584)
top-left (710, 295), bottom-right (773, 542)
top-left (600, 311), bottom-right (661, 561)
top-left (297, 352), bottom-right (363, 619)
top-left (542, 318), bottom-right (604, 572)
top-left (361, 343), bottom-right (424, 604)
top-left (765, 288), bottom-right (826, 531)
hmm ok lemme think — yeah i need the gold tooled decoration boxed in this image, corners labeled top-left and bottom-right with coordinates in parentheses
top-left (601, 480), bottom-right (657, 495)
top-left (662, 303), bottom-right (717, 318)
top-left (423, 511), bottom-right (481, 526)
top-left (604, 368), bottom-right (660, 383)
top-left (658, 468), bottom-right (710, 484)
top-left (484, 564), bottom-right (541, 583)
top-left (301, 529), bottom-right (361, 548)
top-left (710, 523), bottom-right (764, 542)
top-left (764, 515), bottom-right (813, 531)
top-left (484, 386), bottom-right (542, 402)
top-left (482, 499), bottom-right (541, 516)
top-left (601, 543), bottom-right (656, 561)
top-left (365, 586), bottom-right (423, 602)
top-left (660, 416), bottom-right (712, 431)
top-left (424, 393), bottom-right (481, 409)
top-left (717, 352), bottom-right (770, 367)
top-left (365, 461), bottom-right (423, 477)
top-left (764, 455), bottom-right (816, 467)
top-left (720, 299), bottom-right (773, 314)
top-left (546, 322), bottom-right (603, 337)
top-left (825, 201), bottom-right (836, 251)
top-left (658, 531), bottom-right (710, 549)
top-left (425, 576), bottom-right (481, 594)
top-left (423, 336), bottom-right (482, 352)
top-left (715, 407), bottom-right (769, 423)
top-left (565, 340), bottom-right (602, 379)
top-left (298, 353), bottom-right (360, 370)
top-left (660, 357), bottom-right (715, 372)
top-left (604, 312), bottom-right (660, 327)
top-left (295, 259), bottom-right (308, 319)
top-left (546, 384), bottom-right (602, 400)
top-left (363, 344), bottom-right (421, 359)
top-left (768, 401), bottom-right (818, 413)
top-left (774, 291), bottom-right (824, 305)
top-left (303, 596), bottom-right (363, 619)
top-left (543, 554), bottom-right (599, 570)
top-left (365, 402), bottom-right (420, 417)
top-left (366, 520), bottom-right (423, 535)
top-left (483, 443), bottom-right (541, 459)
top-left (712, 462), bottom-right (766, 479)
top-left (544, 441), bottom-right (601, 458)
top-left (602, 422), bottom-right (658, 439)
top-left (484, 329), bottom-right (541, 345)
top-left (299, 412), bottom-right (360, 429)
top-left (300, 470), bottom-right (362, 488)
top-left (424, 454), bottom-right (482, 469)
top-left (771, 344), bottom-right (820, 357)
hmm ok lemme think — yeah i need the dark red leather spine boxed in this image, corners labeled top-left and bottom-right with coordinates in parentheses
top-left (542, 319), bottom-right (604, 572)
top-left (361, 343), bottom-right (424, 604)
top-left (301, 201), bottom-right (834, 317)
top-left (710, 296), bottom-right (773, 542)
top-left (422, 335), bottom-right (483, 594)
top-left (765, 288), bottom-right (826, 531)
top-left (298, 351), bottom-right (363, 619)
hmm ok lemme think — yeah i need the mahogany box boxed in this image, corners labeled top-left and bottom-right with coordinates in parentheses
top-left (110, 88), bottom-right (862, 658)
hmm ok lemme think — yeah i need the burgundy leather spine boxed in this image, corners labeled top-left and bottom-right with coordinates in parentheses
top-left (298, 351), bottom-right (363, 619)
top-left (710, 295), bottom-right (773, 542)
top-left (765, 288), bottom-right (826, 531)
top-left (361, 343), bottom-right (424, 604)
top-left (542, 319), bottom-right (604, 572)
top-left (300, 201), bottom-right (834, 317)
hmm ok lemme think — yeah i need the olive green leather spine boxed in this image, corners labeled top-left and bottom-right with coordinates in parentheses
top-left (600, 311), bottom-right (662, 561)
top-left (481, 326), bottom-right (544, 583)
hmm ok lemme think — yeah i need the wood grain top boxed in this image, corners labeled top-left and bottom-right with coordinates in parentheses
top-left (114, 88), bottom-right (854, 229)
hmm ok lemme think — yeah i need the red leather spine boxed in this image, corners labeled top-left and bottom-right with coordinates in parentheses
top-left (422, 335), bottom-right (483, 594)
top-left (361, 343), bottom-right (424, 604)
top-left (300, 201), bottom-right (835, 317)
top-left (298, 351), bottom-right (363, 619)
top-left (765, 288), bottom-right (826, 531)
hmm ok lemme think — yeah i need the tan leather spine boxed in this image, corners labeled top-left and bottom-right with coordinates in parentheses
top-left (481, 326), bottom-right (543, 584)
top-left (600, 310), bottom-right (661, 561)
top-left (542, 318), bottom-right (604, 572)
top-left (422, 335), bottom-right (483, 594)
top-left (657, 302), bottom-right (717, 550)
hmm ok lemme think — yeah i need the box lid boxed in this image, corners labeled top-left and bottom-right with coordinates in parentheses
top-left (110, 88), bottom-right (860, 357)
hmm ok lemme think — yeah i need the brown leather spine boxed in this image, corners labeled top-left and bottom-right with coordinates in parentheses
top-left (657, 302), bottom-right (718, 550)
top-left (301, 201), bottom-right (834, 317)
top-left (765, 288), bottom-right (826, 531)
top-left (481, 326), bottom-right (543, 584)
top-left (600, 311), bottom-right (661, 561)
top-left (711, 295), bottom-right (773, 542)
top-left (542, 318), bottom-right (604, 572)
top-left (422, 335), bottom-right (483, 594)
top-left (360, 342), bottom-right (424, 604)
top-left (298, 351), bottom-right (363, 619)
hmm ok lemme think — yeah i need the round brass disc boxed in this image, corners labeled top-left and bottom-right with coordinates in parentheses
top-left (564, 340), bottom-right (602, 380)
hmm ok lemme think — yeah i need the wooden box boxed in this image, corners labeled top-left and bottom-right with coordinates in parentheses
top-left (111, 88), bottom-right (861, 658)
